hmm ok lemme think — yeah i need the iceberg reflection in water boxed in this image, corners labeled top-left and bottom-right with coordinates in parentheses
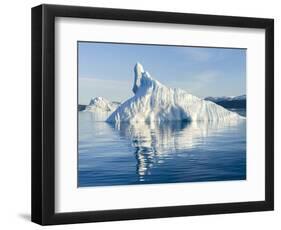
top-left (78, 112), bottom-right (246, 187)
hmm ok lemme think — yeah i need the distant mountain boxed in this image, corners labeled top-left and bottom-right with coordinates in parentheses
top-left (204, 95), bottom-right (246, 108)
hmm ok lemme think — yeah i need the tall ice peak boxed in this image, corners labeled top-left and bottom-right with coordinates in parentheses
top-left (107, 63), bottom-right (244, 124)
top-left (133, 62), bottom-right (145, 94)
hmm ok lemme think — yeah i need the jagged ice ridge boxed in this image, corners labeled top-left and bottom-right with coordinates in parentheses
top-left (107, 63), bottom-right (243, 124)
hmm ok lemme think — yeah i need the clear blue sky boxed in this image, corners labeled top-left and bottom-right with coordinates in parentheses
top-left (78, 42), bottom-right (246, 105)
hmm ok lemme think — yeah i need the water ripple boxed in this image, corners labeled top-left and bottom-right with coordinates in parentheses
top-left (78, 112), bottom-right (246, 187)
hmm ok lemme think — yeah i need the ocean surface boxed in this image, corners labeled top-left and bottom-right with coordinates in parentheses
top-left (78, 109), bottom-right (246, 187)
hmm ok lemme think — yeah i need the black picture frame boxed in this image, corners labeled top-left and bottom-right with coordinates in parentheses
top-left (31, 4), bottom-right (274, 225)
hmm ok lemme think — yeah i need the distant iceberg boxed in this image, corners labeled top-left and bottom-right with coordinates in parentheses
top-left (84, 97), bottom-right (120, 121)
top-left (107, 63), bottom-right (243, 124)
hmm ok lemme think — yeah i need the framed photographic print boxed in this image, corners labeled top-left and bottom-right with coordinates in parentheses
top-left (31, 4), bottom-right (274, 225)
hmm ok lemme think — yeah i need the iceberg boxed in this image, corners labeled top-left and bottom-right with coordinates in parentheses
top-left (85, 97), bottom-right (120, 121)
top-left (107, 63), bottom-right (243, 124)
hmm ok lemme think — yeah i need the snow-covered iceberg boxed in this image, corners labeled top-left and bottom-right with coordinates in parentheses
top-left (85, 97), bottom-right (120, 121)
top-left (107, 63), bottom-right (243, 124)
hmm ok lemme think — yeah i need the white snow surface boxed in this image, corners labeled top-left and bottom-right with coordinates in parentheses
top-left (85, 97), bottom-right (120, 121)
top-left (107, 63), bottom-right (243, 124)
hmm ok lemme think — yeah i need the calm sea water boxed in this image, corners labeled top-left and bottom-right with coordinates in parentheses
top-left (78, 110), bottom-right (246, 187)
